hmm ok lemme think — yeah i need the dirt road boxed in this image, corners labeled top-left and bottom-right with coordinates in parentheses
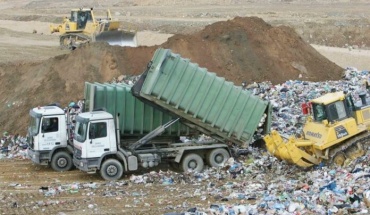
top-left (0, 158), bottom-right (247, 215)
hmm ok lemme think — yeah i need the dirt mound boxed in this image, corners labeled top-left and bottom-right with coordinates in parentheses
top-left (161, 16), bottom-right (343, 84)
top-left (0, 44), bottom-right (156, 135)
top-left (0, 16), bottom-right (343, 135)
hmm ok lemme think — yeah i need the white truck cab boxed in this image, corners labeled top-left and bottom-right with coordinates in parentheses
top-left (73, 111), bottom-right (117, 160)
top-left (27, 105), bottom-right (74, 171)
top-left (73, 111), bottom-right (139, 180)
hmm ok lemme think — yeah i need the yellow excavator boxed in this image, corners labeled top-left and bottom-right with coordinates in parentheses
top-left (50, 8), bottom-right (137, 49)
top-left (264, 91), bottom-right (370, 168)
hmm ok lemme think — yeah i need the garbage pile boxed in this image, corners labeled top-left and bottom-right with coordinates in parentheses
top-left (0, 132), bottom-right (28, 159)
top-left (164, 148), bottom-right (370, 215)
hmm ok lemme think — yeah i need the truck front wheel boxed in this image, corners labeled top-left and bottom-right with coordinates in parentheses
top-left (206, 148), bottom-right (230, 168)
top-left (181, 153), bottom-right (204, 172)
top-left (100, 159), bottom-right (123, 181)
top-left (51, 151), bottom-right (73, 172)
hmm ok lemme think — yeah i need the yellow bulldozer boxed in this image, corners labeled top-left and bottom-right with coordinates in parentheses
top-left (264, 91), bottom-right (370, 168)
top-left (50, 8), bottom-right (137, 49)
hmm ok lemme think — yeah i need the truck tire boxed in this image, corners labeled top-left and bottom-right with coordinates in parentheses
top-left (206, 148), bottom-right (230, 168)
top-left (51, 151), bottom-right (73, 172)
top-left (100, 159), bottom-right (123, 181)
top-left (181, 153), bottom-right (204, 172)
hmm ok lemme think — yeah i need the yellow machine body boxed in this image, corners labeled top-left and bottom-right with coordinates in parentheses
top-left (50, 8), bottom-right (137, 48)
top-left (264, 91), bottom-right (370, 167)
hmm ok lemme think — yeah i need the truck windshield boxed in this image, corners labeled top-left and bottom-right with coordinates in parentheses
top-left (74, 121), bottom-right (88, 142)
top-left (29, 116), bottom-right (40, 136)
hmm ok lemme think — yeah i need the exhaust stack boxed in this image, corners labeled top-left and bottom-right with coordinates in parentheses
top-left (359, 93), bottom-right (367, 106)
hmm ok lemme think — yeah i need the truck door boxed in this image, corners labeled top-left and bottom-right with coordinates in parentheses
top-left (87, 121), bottom-right (109, 158)
top-left (39, 117), bottom-right (60, 150)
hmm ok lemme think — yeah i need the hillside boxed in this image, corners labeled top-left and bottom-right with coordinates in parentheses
top-left (0, 17), bottom-right (343, 135)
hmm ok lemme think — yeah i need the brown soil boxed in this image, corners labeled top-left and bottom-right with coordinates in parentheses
top-left (0, 16), bottom-right (343, 135)
top-left (161, 17), bottom-right (343, 84)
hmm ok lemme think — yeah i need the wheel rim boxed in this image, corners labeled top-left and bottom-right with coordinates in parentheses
top-left (107, 165), bottom-right (118, 176)
top-left (57, 157), bottom-right (67, 168)
top-left (214, 154), bottom-right (224, 164)
top-left (188, 160), bottom-right (198, 169)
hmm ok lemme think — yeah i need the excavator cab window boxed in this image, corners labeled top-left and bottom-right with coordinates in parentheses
top-left (313, 104), bottom-right (327, 122)
top-left (77, 11), bottom-right (92, 29)
top-left (345, 94), bottom-right (355, 113)
top-left (326, 101), bottom-right (347, 123)
top-left (71, 11), bottom-right (78, 22)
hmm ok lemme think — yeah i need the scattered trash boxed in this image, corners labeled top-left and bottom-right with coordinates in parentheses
top-left (38, 182), bottom-right (98, 197)
top-left (1, 132), bottom-right (28, 159)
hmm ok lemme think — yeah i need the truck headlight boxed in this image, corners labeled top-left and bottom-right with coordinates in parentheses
top-left (33, 155), bottom-right (36, 159)
top-left (80, 162), bottom-right (83, 167)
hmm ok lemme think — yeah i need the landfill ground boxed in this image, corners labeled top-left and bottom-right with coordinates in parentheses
top-left (1, 158), bottom-right (232, 215)
top-left (2, 0), bottom-right (370, 215)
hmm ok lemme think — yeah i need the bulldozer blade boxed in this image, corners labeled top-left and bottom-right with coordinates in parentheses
top-left (95, 30), bottom-right (138, 47)
top-left (264, 130), bottom-right (321, 168)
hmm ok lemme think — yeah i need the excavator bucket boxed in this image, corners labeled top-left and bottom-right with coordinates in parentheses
top-left (95, 30), bottom-right (138, 47)
top-left (263, 131), bottom-right (321, 168)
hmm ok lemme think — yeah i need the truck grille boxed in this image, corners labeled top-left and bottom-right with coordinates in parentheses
top-left (74, 148), bottom-right (82, 159)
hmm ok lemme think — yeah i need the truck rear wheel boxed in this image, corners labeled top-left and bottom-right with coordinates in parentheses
top-left (181, 153), bottom-right (204, 172)
top-left (51, 151), bottom-right (73, 172)
top-left (206, 148), bottom-right (230, 168)
top-left (100, 159), bottom-right (123, 181)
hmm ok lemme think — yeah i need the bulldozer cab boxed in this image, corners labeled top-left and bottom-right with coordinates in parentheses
top-left (311, 92), bottom-right (355, 124)
top-left (70, 10), bottom-right (93, 30)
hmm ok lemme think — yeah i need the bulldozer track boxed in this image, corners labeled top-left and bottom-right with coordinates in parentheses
top-left (328, 131), bottom-right (370, 167)
top-left (59, 33), bottom-right (91, 49)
